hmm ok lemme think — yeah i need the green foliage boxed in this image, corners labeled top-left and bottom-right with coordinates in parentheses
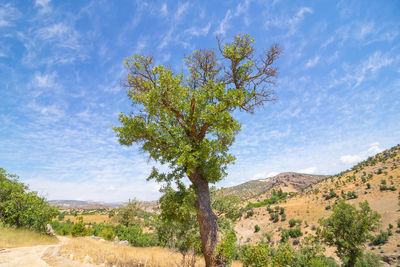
top-left (247, 189), bottom-right (288, 208)
top-left (371, 230), bottom-right (388, 246)
top-left (325, 189), bottom-right (338, 200)
top-left (0, 168), bottom-right (58, 232)
top-left (289, 219), bottom-right (302, 228)
top-left (254, 225), bottom-right (260, 233)
top-left (216, 230), bottom-right (238, 265)
top-left (115, 224), bottom-right (158, 247)
top-left (241, 243), bottom-right (271, 267)
top-left (156, 183), bottom-right (201, 254)
top-left (51, 219), bottom-right (73, 235)
top-left (346, 191), bottom-right (358, 200)
top-left (71, 217), bottom-right (87, 237)
top-left (98, 227), bottom-right (115, 241)
top-left (113, 199), bottom-right (142, 227)
top-left (211, 190), bottom-right (242, 222)
top-left (350, 252), bottom-right (382, 267)
top-left (319, 200), bottom-right (381, 267)
top-left (282, 227), bottom-right (303, 241)
top-left (246, 210), bottom-right (254, 218)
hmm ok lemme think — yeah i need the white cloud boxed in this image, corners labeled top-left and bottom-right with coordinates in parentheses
top-left (340, 142), bottom-right (383, 165)
top-left (160, 3), bottom-right (168, 16)
top-left (33, 71), bottom-right (59, 89)
top-left (297, 167), bottom-right (317, 174)
top-left (252, 171), bottom-right (278, 179)
top-left (305, 55), bottom-right (320, 68)
top-left (214, 10), bottom-right (232, 37)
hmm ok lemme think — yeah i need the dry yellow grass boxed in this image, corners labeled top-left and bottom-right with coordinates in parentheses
top-left (60, 237), bottom-right (242, 267)
top-left (0, 226), bottom-right (58, 248)
top-left (62, 214), bottom-right (110, 224)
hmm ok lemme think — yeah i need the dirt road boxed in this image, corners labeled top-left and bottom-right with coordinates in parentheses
top-left (0, 237), bottom-right (97, 267)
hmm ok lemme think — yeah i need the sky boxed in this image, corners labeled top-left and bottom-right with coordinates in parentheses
top-left (1, 0), bottom-right (399, 202)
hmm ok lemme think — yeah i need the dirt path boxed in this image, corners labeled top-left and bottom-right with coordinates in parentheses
top-left (0, 236), bottom-right (97, 267)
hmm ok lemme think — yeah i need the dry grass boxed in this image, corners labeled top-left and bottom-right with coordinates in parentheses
top-left (62, 214), bottom-right (110, 224)
top-left (60, 237), bottom-right (242, 267)
top-left (0, 226), bottom-right (58, 248)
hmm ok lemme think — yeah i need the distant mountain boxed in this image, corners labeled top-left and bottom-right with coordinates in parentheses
top-left (221, 172), bottom-right (328, 199)
top-left (49, 199), bottom-right (159, 211)
top-left (49, 200), bottom-right (123, 209)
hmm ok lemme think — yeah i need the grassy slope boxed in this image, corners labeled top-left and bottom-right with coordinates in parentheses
top-left (235, 145), bottom-right (400, 255)
top-left (0, 226), bottom-right (58, 248)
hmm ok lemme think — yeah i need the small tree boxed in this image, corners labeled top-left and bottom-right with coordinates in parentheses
top-left (114, 199), bottom-right (141, 227)
top-left (114, 34), bottom-right (281, 266)
top-left (318, 200), bottom-right (381, 267)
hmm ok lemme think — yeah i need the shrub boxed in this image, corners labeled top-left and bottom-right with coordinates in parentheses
top-left (71, 217), bottom-right (87, 237)
top-left (346, 191), bottom-right (358, 199)
top-left (216, 230), bottom-right (238, 265)
top-left (246, 210), bottom-right (254, 218)
top-left (241, 243), bottom-right (271, 267)
top-left (99, 227), bottom-right (115, 241)
top-left (352, 252), bottom-right (382, 267)
top-left (254, 225), bottom-right (260, 233)
top-left (289, 219), bottom-right (297, 228)
top-left (371, 230), bottom-right (388, 246)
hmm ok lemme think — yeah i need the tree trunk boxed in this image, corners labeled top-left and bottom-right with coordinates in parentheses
top-left (190, 170), bottom-right (219, 267)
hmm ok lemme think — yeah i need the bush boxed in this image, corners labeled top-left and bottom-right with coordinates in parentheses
top-left (246, 210), bottom-right (254, 218)
top-left (289, 219), bottom-right (297, 228)
top-left (0, 168), bottom-right (58, 232)
top-left (216, 230), bottom-right (238, 265)
top-left (71, 217), bottom-right (87, 237)
top-left (346, 191), bottom-right (358, 199)
top-left (254, 225), bottom-right (260, 233)
top-left (352, 252), bottom-right (382, 267)
top-left (371, 230), bottom-right (388, 246)
top-left (99, 227), bottom-right (115, 241)
top-left (241, 243), bottom-right (271, 267)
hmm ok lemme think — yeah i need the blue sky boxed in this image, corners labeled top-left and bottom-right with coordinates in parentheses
top-left (1, 0), bottom-right (399, 202)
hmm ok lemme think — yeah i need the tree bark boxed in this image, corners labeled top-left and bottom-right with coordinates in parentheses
top-left (190, 170), bottom-right (219, 267)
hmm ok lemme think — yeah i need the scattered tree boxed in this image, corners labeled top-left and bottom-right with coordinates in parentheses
top-left (318, 200), bottom-right (381, 267)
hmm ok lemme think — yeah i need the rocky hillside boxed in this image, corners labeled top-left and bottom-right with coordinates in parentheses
top-left (235, 144), bottom-right (400, 266)
top-left (221, 172), bottom-right (327, 199)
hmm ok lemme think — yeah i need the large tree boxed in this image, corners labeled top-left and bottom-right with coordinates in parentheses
top-left (113, 34), bottom-right (281, 266)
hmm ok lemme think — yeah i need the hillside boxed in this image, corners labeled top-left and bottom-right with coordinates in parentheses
top-left (221, 172), bottom-right (327, 200)
top-left (49, 200), bottom-right (123, 209)
top-left (235, 144), bottom-right (400, 265)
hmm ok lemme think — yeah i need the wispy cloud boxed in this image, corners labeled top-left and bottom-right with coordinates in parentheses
top-left (160, 3), bottom-right (168, 16)
top-left (305, 55), bottom-right (320, 68)
top-left (0, 3), bottom-right (20, 27)
top-left (184, 23), bottom-right (211, 37)
top-left (214, 10), bottom-right (232, 37)
top-left (35, 0), bottom-right (51, 13)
